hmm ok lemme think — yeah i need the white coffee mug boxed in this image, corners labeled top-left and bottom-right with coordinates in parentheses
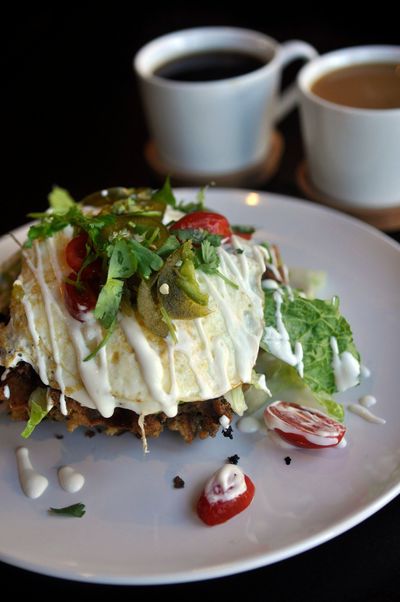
top-left (298, 46), bottom-right (400, 208)
top-left (134, 27), bottom-right (317, 176)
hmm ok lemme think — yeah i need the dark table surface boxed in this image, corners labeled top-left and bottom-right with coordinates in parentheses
top-left (1, 6), bottom-right (400, 600)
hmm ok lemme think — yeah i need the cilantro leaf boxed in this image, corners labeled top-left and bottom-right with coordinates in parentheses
top-left (25, 218), bottom-right (71, 247)
top-left (173, 228), bottom-right (222, 247)
top-left (108, 239), bottom-right (137, 279)
top-left (156, 235), bottom-right (180, 257)
top-left (176, 185), bottom-right (209, 213)
top-left (26, 202), bottom-right (116, 249)
top-left (94, 278), bottom-right (124, 329)
top-left (152, 176), bottom-right (176, 207)
top-left (194, 240), bottom-right (238, 289)
top-left (84, 319), bottom-right (116, 362)
top-left (198, 239), bottom-right (219, 271)
top-left (21, 388), bottom-right (50, 438)
top-left (127, 239), bottom-right (163, 279)
top-left (49, 503), bottom-right (86, 518)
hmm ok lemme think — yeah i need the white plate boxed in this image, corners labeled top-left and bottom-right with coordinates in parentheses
top-left (0, 189), bottom-right (399, 584)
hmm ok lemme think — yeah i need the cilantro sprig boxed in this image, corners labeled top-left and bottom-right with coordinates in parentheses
top-left (49, 503), bottom-right (86, 518)
top-left (27, 187), bottom-right (167, 357)
top-left (194, 240), bottom-right (238, 289)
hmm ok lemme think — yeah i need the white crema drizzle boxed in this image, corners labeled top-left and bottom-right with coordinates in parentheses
top-left (14, 232), bottom-right (267, 420)
top-left (330, 336), bottom-right (360, 392)
top-left (15, 447), bottom-right (48, 499)
top-left (23, 243), bottom-right (68, 415)
top-left (262, 289), bottom-right (304, 377)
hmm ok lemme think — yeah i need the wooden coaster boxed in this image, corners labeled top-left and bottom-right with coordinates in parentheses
top-left (296, 161), bottom-right (400, 232)
top-left (144, 130), bottom-right (284, 188)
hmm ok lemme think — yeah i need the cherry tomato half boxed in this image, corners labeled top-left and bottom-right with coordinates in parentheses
top-left (197, 474), bottom-right (255, 526)
top-left (66, 232), bottom-right (89, 273)
top-left (170, 211), bottom-right (232, 239)
top-left (63, 272), bottom-right (98, 322)
top-left (264, 401), bottom-right (346, 449)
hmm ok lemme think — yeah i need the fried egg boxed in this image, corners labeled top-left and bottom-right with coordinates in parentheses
top-left (0, 229), bottom-right (268, 419)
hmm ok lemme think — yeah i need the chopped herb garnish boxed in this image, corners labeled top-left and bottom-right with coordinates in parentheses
top-left (84, 319), bottom-right (116, 362)
top-left (176, 185), bottom-right (210, 214)
top-left (152, 176), bottom-right (176, 207)
top-left (227, 454), bottom-right (240, 465)
top-left (232, 224), bottom-right (255, 235)
top-left (173, 228), bottom-right (222, 247)
top-left (126, 239), bottom-right (163, 279)
top-left (156, 235), bottom-right (180, 257)
top-left (49, 503), bottom-right (86, 518)
top-left (94, 278), bottom-right (124, 329)
top-left (195, 240), bottom-right (239, 289)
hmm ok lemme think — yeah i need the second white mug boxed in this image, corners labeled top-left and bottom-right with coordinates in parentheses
top-left (298, 45), bottom-right (400, 208)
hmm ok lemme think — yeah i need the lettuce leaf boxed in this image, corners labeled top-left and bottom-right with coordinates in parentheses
top-left (260, 288), bottom-right (360, 418)
top-left (254, 352), bottom-right (345, 421)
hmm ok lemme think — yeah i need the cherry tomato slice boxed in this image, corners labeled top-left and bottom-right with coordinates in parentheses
top-left (66, 233), bottom-right (89, 272)
top-left (197, 474), bottom-right (255, 526)
top-left (170, 211), bottom-right (232, 238)
top-left (264, 401), bottom-right (346, 449)
top-left (63, 272), bottom-right (98, 322)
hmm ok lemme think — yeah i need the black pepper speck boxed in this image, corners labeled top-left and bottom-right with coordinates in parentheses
top-left (222, 426), bottom-right (233, 439)
top-left (173, 475), bottom-right (185, 489)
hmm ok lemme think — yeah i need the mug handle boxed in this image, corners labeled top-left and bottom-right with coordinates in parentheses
top-left (274, 40), bottom-right (318, 123)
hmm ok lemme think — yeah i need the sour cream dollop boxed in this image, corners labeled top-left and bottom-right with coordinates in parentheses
top-left (204, 464), bottom-right (247, 504)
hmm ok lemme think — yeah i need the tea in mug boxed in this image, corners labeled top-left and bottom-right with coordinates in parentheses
top-left (311, 62), bottom-right (400, 109)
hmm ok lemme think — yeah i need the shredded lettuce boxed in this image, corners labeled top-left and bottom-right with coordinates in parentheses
top-left (243, 371), bottom-right (271, 416)
top-left (224, 386), bottom-right (247, 416)
top-left (21, 387), bottom-right (51, 438)
top-left (288, 267), bottom-right (326, 299)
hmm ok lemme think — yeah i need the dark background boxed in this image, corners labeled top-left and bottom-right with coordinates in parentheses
top-left (1, 4), bottom-right (400, 600)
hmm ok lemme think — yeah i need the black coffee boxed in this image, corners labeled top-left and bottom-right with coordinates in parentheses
top-left (153, 50), bottom-right (267, 82)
